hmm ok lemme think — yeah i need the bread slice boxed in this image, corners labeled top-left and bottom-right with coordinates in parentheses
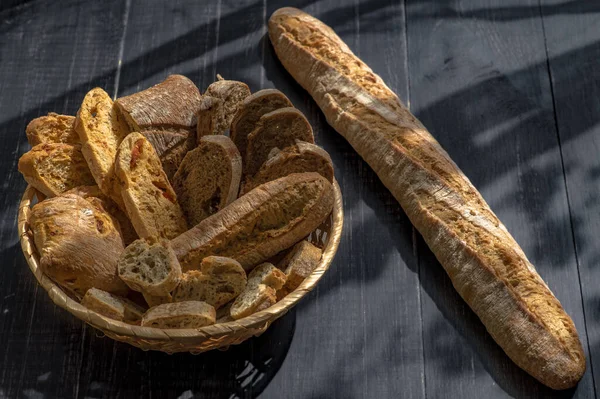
top-left (172, 256), bottom-right (247, 309)
top-left (64, 185), bottom-right (138, 245)
top-left (140, 130), bottom-right (196, 181)
top-left (29, 194), bottom-right (128, 296)
top-left (18, 143), bottom-right (96, 197)
top-left (74, 88), bottom-right (130, 209)
top-left (115, 132), bottom-right (187, 239)
top-left (230, 89), bottom-right (293, 163)
top-left (230, 263), bottom-right (286, 320)
top-left (245, 107), bottom-right (315, 176)
top-left (118, 238), bottom-right (182, 297)
top-left (216, 301), bottom-right (234, 323)
top-left (277, 240), bottom-right (322, 294)
top-left (81, 287), bottom-right (145, 323)
top-left (171, 172), bottom-right (335, 271)
top-left (143, 292), bottom-right (172, 308)
top-left (243, 141), bottom-right (333, 193)
top-left (141, 301), bottom-right (216, 329)
top-left (172, 135), bottom-right (242, 226)
top-left (197, 79), bottom-right (251, 138)
top-left (116, 75), bottom-right (202, 132)
top-left (26, 113), bottom-right (78, 146)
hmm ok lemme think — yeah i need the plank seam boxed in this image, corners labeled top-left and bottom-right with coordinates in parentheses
top-left (536, 0), bottom-right (597, 396)
top-left (113, 0), bottom-right (132, 99)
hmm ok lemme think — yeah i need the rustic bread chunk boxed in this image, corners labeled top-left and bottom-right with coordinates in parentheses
top-left (244, 141), bottom-right (333, 193)
top-left (118, 239), bottom-right (182, 297)
top-left (26, 113), bottom-right (78, 146)
top-left (29, 194), bottom-right (128, 296)
top-left (172, 135), bottom-right (242, 226)
top-left (81, 288), bottom-right (145, 323)
top-left (269, 7), bottom-right (585, 389)
top-left (230, 89), bottom-right (293, 163)
top-left (277, 240), bottom-right (322, 293)
top-left (199, 79), bottom-right (251, 136)
top-left (64, 185), bottom-right (138, 245)
top-left (18, 143), bottom-right (96, 197)
top-left (245, 107), bottom-right (315, 176)
top-left (172, 256), bottom-right (247, 309)
top-left (115, 132), bottom-right (187, 239)
top-left (140, 130), bottom-right (196, 181)
top-left (171, 172), bottom-right (334, 272)
top-left (230, 263), bottom-right (285, 320)
top-left (115, 75), bottom-right (202, 132)
top-left (75, 87), bottom-right (129, 209)
top-left (141, 301), bottom-right (216, 329)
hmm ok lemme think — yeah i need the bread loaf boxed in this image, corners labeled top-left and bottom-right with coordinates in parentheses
top-left (26, 113), bottom-right (78, 146)
top-left (171, 172), bottom-right (334, 272)
top-left (29, 194), bottom-right (128, 296)
top-left (269, 7), bottom-right (585, 389)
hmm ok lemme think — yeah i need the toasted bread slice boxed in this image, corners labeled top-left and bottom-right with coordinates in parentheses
top-left (172, 256), bottom-right (247, 309)
top-left (243, 141), bottom-right (333, 193)
top-left (115, 132), bottom-right (187, 239)
top-left (230, 89), bottom-right (293, 163)
top-left (82, 288), bottom-right (145, 323)
top-left (18, 143), bottom-right (96, 197)
top-left (140, 130), bottom-right (196, 181)
top-left (230, 263), bottom-right (285, 320)
top-left (26, 113), bottom-right (78, 146)
top-left (277, 240), bottom-right (322, 294)
top-left (116, 75), bottom-right (201, 132)
top-left (172, 135), bottom-right (242, 226)
top-left (245, 107), bottom-right (314, 176)
top-left (141, 301), bottom-right (216, 329)
top-left (74, 87), bottom-right (129, 209)
top-left (118, 238), bottom-right (182, 297)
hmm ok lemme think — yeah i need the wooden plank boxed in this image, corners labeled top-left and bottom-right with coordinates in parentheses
top-left (406, 0), bottom-right (595, 397)
top-left (540, 0), bottom-right (600, 395)
top-left (260, 1), bottom-right (425, 398)
top-left (0, 1), bottom-right (127, 398)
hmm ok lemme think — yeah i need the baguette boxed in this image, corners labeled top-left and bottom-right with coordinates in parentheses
top-left (171, 172), bottom-right (334, 272)
top-left (269, 7), bottom-right (585, 390)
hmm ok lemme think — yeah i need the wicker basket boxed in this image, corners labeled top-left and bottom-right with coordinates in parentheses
top-left (18, 181), bottom-right (343, 353)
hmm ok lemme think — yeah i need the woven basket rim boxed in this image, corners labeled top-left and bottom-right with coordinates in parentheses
top-left (18, 180), bottom-right (344, 342)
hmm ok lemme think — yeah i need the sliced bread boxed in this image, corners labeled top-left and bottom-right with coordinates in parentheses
top-left (29, 194), bottom-right (128, 296)
top-left (81, 288), bottom-right (145, 323)
top-left (140, 129), bottom-right (196, 181)
top-left (230, 89), bottom-right (293, 163)
top-left (171, 172), bottom-right (335, 271)
top-left (26, 113), bottom-right (78, 146)
top-left (172, 256), bottom-right (247, 309)
top-left (172, 135), bottom-right (242, 226)
top-left (143, 292), bottom-right (172, 308)
top-left (243, 141), bottom-right (333, 193)
top-left (74, 87), bottom-right (130, 209)
top-left (117, 238), bottom-right (182, 297)
top-left (277, 240), bottom-right (322, 293)
top-left (141, 301), bottom-right (216, 329)
top-left (196, 96), bottom-right (224, 139)
top-left (115, 75), bottom-right (202, 132)
top-left (230, 263), bottom-right (286, 320)
top-left (245, 107), bottom-right (315, 176)
top-left (198, 79), bottom-right (251, 138)
top-left (18, 143), bottom-right (96, 197)
top-left (115, 132), bottom-right (187, 239)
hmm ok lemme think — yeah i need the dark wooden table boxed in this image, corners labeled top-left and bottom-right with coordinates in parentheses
top-left (1, 0), bottom-right (600, 397)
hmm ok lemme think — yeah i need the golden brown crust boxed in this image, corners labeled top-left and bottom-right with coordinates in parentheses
top-left (140, 130), bottom-right (196, 181)
top-left (26, 113), bottom-right (78, 146)
top-left (171, 172), bottom-right (334, 272)
top-left (269, 7), bottom-right (585, 389)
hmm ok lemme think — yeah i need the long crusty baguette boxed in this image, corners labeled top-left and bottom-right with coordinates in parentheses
top-left (269, 7), bottom-right (585, 390)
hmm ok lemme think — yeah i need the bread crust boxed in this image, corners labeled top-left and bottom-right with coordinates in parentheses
top-left (269, 7), bottom-right (585, 389)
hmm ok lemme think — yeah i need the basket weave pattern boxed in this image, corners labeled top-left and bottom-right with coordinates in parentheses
top-left (18, 181), bottom-right (344, 353)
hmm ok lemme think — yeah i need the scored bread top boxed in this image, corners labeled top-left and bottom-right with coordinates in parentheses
top-left (269, 7), bottom-right (585, 389)
top-left (230, 89), bottom-right (293, 163)
top-left (171, 172), bottom-right (334, 272)
top-left (115, 132), bottom-right (187, 240)
top-left (18, 143), bottom-right (96, 197)
top-left (244, 141), bottom-right (333, 193)
top-left (172, 135), bottom-right (242, 227)
top-left (26, 113), bottom-right (78, 146)
top-left (245, 107), bottom-right (315, 176)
